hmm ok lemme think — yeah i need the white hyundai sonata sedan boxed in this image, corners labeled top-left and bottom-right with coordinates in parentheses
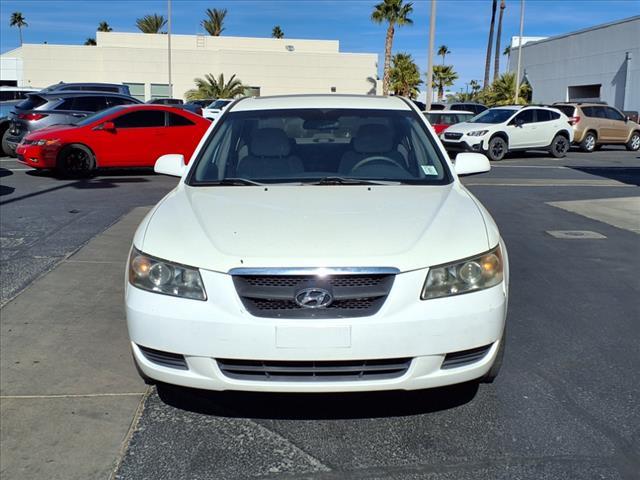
top-left (125, 94), bottom-right (509, 393)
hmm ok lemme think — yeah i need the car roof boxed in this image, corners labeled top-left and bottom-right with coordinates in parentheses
top-left (230, 94), bottom-right (411, 112)
top-left (425, 109), bottom-right (474, 114)
top-left (31, 91), bottom-right (135, 99)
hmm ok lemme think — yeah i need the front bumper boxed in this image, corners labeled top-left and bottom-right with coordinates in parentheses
top-left (440, 137), bottom-right (486, 153)
top-left (126, 267), bottom-right (508, 392)
top-left (15, 144), bottom-right (58, 168)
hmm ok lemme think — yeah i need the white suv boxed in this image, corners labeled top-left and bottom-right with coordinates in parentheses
top-left (202, 98), bottom-right (233, 121)
top-left (126, 95), bottom-right (508, 393)
top-left (441, 106), bottom-right (573, 161)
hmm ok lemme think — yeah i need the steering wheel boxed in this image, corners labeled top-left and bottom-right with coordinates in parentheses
top-left (351, 155), bottom-right (404, 172)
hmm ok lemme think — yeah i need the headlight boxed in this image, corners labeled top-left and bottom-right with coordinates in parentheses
top-left (128, 248), bottom-right (207, 301)
top-left (467, 130), bottom-right (488, 137)
top-left (421, 246), bottom-right (503, 300)
top-left (35, 138), bottom-right (60, 146)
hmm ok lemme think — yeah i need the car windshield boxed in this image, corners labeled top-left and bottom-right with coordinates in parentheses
top-left (207, 100), bottom-right (231, 109)
top-left (189, 108), bottom-right (452, 186)
top-left (73, 106), bottom-right (122, 126)
top-left (469, 109), bottom-right (516, 124)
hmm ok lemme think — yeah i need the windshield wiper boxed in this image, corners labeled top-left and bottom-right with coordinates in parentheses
top-left (201, 178), bottom-right (265, 186)
top-left (307, 176), bottom-right (401, 186)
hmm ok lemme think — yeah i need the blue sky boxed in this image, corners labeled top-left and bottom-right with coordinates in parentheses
top-left (1, 0), bottom-right (638, 93)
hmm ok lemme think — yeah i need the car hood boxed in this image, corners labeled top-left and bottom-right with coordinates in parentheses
top-left (138, 183), bottom-right (497, 273)
top-left (26, 124), bottom-right (78, 139)
top-left (444, 122), bottom-right (497, 134)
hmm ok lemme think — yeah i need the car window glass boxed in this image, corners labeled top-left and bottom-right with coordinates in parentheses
top-left (56, 98), bottom-right (76, 110)
top-left (113, 110), bottom-right (165, 128)
top-left (554, 105), bottom-right (575, 117)
top-left (16, 95), bottom-right (48, 110)
top-left (605, 107), bottom-right (624, 121)
top-left (593, 107), bottom-right (607, 118)
top-left (549, 111), bottom-right (560, 120)
top-left (469, 109), bottom-right (516, 124)
top-left (535, 109), bottom-right (551, 122)
top-left (72, 96), bottom-right (108, 112)
top-left (192, 109), bottom-right (450, 185)
top-left (168, 112), bottom-right (195, 126)
top-left (514, 109), bottom-right (534, 124)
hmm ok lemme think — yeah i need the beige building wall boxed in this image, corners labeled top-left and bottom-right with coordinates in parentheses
top-left (1, 32), bottom-right (378, 100)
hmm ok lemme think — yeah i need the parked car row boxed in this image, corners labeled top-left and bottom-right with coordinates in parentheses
top-left (427, 102), bottom-right (639, 160)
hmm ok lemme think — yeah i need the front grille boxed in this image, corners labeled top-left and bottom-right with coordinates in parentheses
top-left (138, 345), bottom-right (188, 370)
top-left (217, 358), bottom-right (411, 382)
top-left (444, 132), bottom-right (463, 140)
top-left (233, 273), bottom-right (395, 318)
top-left (441, 344), bottom-right (492, 369)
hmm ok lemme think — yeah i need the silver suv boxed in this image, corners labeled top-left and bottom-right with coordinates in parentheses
top-left (3, 91), bottom-right (141, 155)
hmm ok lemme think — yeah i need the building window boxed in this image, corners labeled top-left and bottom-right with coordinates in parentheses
top-left (150, 83), bottom-right (171, 100)
top-left (124, 82), bottom-right (145, 101)
top-left (244, 86), bottom-right (261, 97)
top-left (331, 87), bottom-right (337, 93)
top-left (568, 84), bottom-right (601, 102)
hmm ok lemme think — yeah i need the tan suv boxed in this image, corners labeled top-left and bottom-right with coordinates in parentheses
top-left (553, 103), bottom-right (640, 152)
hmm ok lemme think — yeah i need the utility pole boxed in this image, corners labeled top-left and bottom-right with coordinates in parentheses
top-left (167, 0), bottom-right (173, 98)
top-left (425, 0), bottom-right (437, 108)
top-left (515, 0), bottom-right (525, 104)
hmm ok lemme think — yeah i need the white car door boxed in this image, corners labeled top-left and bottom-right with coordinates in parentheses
top-left (531, 109), bottom-right (557, 147)
top-left (506, 110), bottom-right (536, 148)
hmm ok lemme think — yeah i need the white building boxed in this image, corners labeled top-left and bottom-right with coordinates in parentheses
top-left (0, 32), bottom-right (379, 100)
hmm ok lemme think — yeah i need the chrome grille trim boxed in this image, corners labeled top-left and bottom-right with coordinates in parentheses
top-left (228, 267), bottom-right (400, 276)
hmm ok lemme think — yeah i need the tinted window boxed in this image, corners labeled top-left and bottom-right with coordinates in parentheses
top-left (168, 112), bottom-right (194, 126)
top-left (107, 97), bottom-right (137, 107)
top-left (450, 104), bottom-right (466, 111)
top-left (456, 113), bottom-right (474, 123)
top-left (190, 108), bottom-right (451, 185)
top-left (207, 100), bottom-right (232, 110)
top-left (72, 96), bottom-right (109, 112)
top-left (113, 110), bottom-right (165, 128)
top-left (582, 106), bottom-right (607, 118)
top-left (514, 109), bottom-right (535, 124)
top-left (15, 95), bottom-right (48, 110)
top-left (74, 106), bottom-right (123, 126)
top-left (469, 109), bottom-right (516, 124)
top-left (429, 104), bottom-right (446, 111)
top-left (554, 105), bottom-right (575, 117)
top-left (535, 109), bottom-right (552, 122)
top-left (605, 107), bottom-right (625, 121)
top-left (549, 111), bottom-right (560, 120)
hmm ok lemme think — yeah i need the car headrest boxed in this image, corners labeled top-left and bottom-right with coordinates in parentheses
top-left (353, 124), bottom-right (394, 153)
top-left (250, 128), bottom-right (291, 157)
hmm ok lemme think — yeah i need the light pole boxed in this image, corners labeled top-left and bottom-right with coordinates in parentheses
top-left (514, 0), bottom-right (525, 104)
top-left (425, 0), bottom-right (437, 108)
top-left (167, 0), bottom-right (173, 98)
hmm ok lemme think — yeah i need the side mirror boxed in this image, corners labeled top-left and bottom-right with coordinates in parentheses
top-left (102, 121), bottom-right (116, 131)
top-left (454, 152), bottom-right (491, 176)
top-left (154, 154), bottom-right (186, 177)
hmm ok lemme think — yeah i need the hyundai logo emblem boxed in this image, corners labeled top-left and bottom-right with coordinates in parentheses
top-left (294, 288), bottom-right (333, 309)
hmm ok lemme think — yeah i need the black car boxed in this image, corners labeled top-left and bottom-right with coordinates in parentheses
top-left (3, 91), bottom-right (141, 156)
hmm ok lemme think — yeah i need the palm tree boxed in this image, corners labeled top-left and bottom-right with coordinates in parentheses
top-left (437, 45), bottom-right (450, 65)
top-left (136, 14), bottom-right (166, 34)
top-left (272, 25), bottom-right (284, 39)
top-left (202, 8), bottom-right (227, 36)
top-left (185, 73), bottom-right (245, 100)
top-left (431, 65), bottom-right (458, 101)
top-left (84, 38), bottom-right (97, 46)
top-left (389, 53), bottom-right (422, 99)
top-left (483, 0), bottom-right (497, 89)
top-left (503, 46), bottom-right (511, 57)
top-left (10, 12), bottom-right (28, 46)
top-left (98, 21), bottom-right (112, 32)
top-left (470, 79), bottom-right (481, 94)
top-left (371, 0), bottom-right (414, 96)
top-left (493, 0), bottom-right (506, 82)
top-left (485, 72), bottom-right (531, 105)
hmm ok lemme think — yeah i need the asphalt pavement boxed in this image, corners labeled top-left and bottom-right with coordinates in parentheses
top-left (1, 148), bottom-right (639, 480)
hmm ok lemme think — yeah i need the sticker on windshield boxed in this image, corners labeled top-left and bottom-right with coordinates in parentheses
top-left (421, 165), bottom-right (438, 175)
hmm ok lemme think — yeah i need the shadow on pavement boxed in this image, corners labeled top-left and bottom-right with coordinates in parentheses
top-left (0, 175), bottom-right (150, 205)
top-left (568, 166), bottom-right (640, 186)
top-left (156, 381), bottom-right (479, 420)
top-left (0, 168), bottom-right (15, 196)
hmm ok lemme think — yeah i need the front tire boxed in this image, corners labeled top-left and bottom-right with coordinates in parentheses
top-left (580, 131), bottom-right (597, 152)
top-left (56, 144), bottom-right (95, 178)
top-left (486, 136), bottom-right (507, 161)
top-left (1, 128), bottom-right (15, 157)
top-left (626, 131), bottom-right (640, 151)
top-left (549, 134), bottom-right (570, 158)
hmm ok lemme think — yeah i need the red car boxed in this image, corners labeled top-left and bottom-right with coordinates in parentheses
top-left (16, 105), bottom-right (210, 176)
top-left (424, 110), bottom-right (475, 135)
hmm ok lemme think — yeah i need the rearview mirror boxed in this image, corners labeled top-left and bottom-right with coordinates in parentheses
top-left (154, 154), bottom-right (186, 177)
top-left (454, 152), bottom-right (491, 176)
top-left (102, 121), bottom-right (115, 131)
